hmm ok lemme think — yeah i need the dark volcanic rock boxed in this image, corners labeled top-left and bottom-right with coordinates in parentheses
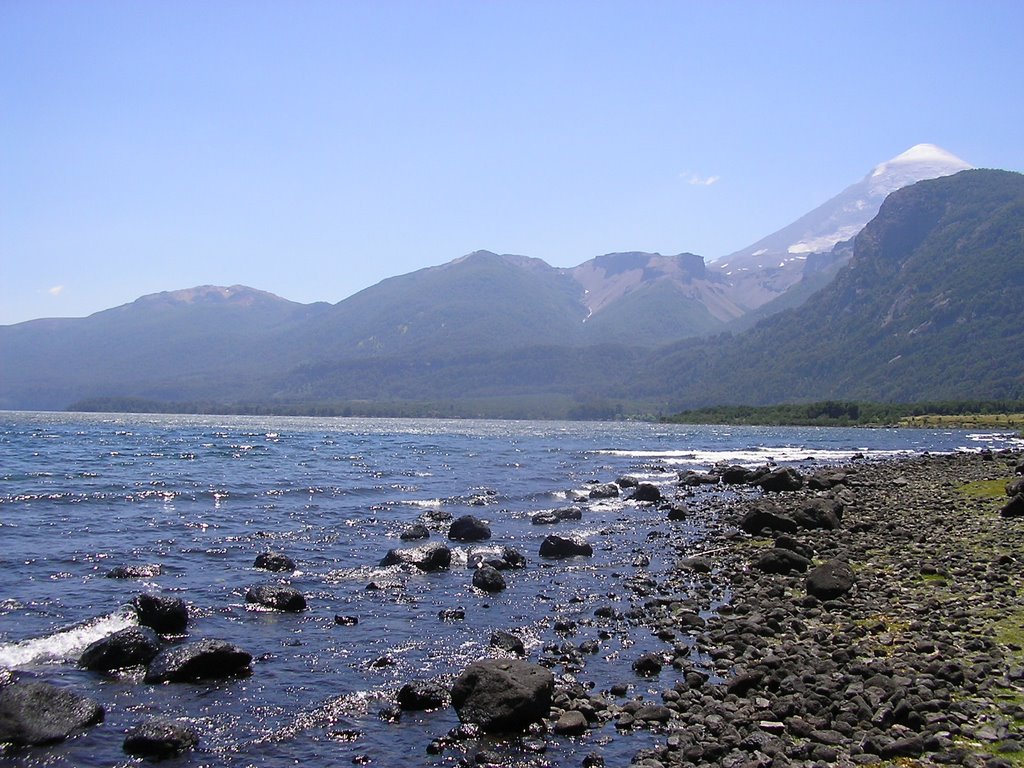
top-left (740, 505), bottom-right (798, 535)
top-left (531, 507), bottom-right (583, 525)
top-left (400, 524), bottom-right (430, 541)
top-left (123, 717), bottom-right (199, 759)
top-left (468, 546), bottom-right (526, 571)
top-left (539, 535), bottom-right (593, 559)
top-left (754, 547), bottom-right (812, 574)
top-left (588, 483), bottom-right (620, 499)
top-left (397, 680), bottom-right (449, 711)
top-left (107, 564), bottom-right (161, 579)
top-left (1007, 476), bottom-right (1024, 497)
top-left (679, 470), bottom-right (719, 486)
top-left (721, 465), bottom-right (756, 484)
top-left (774, 534), bottom-right (814, 560)
top-left (472, 565), bottom-right (506, 593)
top-left (808, 469), bottom-right (850, 490)
top-left (380, 543), bottom-right (452, 571)
top-left (756, 467), bottom-right (804, 492)
top-left (632, 653), bottom-right (663, 677)
top-left (246, 584), bottom-right (307, 612)
top-left (145, 639), bottom-right (252, 684)
top-left (791, 497), bottom-right (843, 530)
top-left (253, 551), bottom-right (295, 572)
top-left (554, 709), bottom-right (588, 735)
top-left (448, 515), bottom-right (492, 542)
top-left (490, 630), bottom-right (525, 655)
top-left (450, 659), bottom-right (554, 733)
top-left (0, 681), bottom-right (104, 746)
top-left (80, 626), bottom-right (161, 672)
top-left (806, 559), bottom-right (855, 600)
top-left (632, 483), bottom-right (662, 502)
top-left (134, 593), bottom-right (189, 634)
top-left (1000, 493), bottom-right (1024, 518)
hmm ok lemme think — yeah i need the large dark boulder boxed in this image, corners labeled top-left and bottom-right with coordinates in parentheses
top-left (123, 717), bottom-right (199, 759)
top-left (380, 543), bottom-right (452, 571)
top-left (756, 467), bottom-right (804, 492)
top-left (539, 535), bottom-right (593, 559)
top-left (806, 560), bottom-right (855, 600)
top-left (679, 471), bottom-right (719, 487)
top-left (1007, 476), bottom-right (1024, 497)
top-left (588, 483), bottom-right (620, 499)
top-left (632, 483), bottom-right (662, 503)
top-left (254, 551), bottom-right (296, 572)
top-left (80, 626), bottom-right (161, 672)
top-left (740, 505), bottom-right (798, 535)
top-left (450, 659), bottom-right (554, 733)
top-left (448, 515), bottom-right (492, 542)
top-left (400, 524), bottom-right (430, 541)
top-left (134, 593), bottom-right (189, 634)
top-left (1000, 493), bottom-right (1024, 518)
top-left (0, 681), bottom-right (104, 746)
top-left (472, 565), bottom-right (506, 593)
top-left (246, 584), bottom-right (307, 612)
top-left (808, 469), bottom-right (851, 490)
top-left (721, 465), bottom-right (755, 484)
top-left (754, 548), bottom-right (812, 575)
top-left (791, 497), bottom-right (843, 530)
top-left (397, 680), bottom-right (449, 711)
top-left (145, 639), bottom-right (252, 684)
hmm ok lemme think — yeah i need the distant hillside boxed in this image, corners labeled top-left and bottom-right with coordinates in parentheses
top-left (642, 169), bottom-right (1024, 407)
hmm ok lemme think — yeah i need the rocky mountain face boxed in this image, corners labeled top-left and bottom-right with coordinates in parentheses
top-left (711, 144), bottom-right (973, 311)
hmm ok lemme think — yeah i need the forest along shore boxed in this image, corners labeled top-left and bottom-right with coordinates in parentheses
top-left (569, 449), bottom-right (1024, 768)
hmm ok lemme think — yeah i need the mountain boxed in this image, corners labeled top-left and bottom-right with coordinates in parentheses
top-left (711, 144), bottom-right (973, 311)
top-left (0, 286), bottom-right (328, 410)
top-left (642, 169), bottom-right (1024, 407)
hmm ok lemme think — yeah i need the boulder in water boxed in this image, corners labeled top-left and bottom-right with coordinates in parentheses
top-left (134, 593), bottom-right (189, 634)
top-left (80, 626), bottom-right (161, 672)
top-left (450, 659), bottom-right (554, 733)
top-left (253, 551), bottom-right (296, 572)
top-left (123, 717), bottom-right (199, 759)
top-left (0, 681), bottom-right (104, 746)
top-left (107, 564), bottom-right (161, 579)
top-left (472, 565), bottom-right (506, 593)
top-left (246, 584), bottom-right (307, 612)
top-left (380, 543), bottom-right (452, 571)
top-left (539, 535), bottom-right (593, 559)
top-left (145, 639), bottom-right (252, 684)
top-left (448, 515), bottom-right (492, 542)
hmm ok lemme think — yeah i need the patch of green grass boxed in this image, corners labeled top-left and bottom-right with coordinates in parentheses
top-left (959, 477), bottom-right (1014, 500)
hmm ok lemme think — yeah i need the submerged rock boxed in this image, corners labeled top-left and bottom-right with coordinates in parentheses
top-left (490, 630), bottom-right (525, 656)
top-left (397, 679), bottom-right (449, 711)
top-left (123, 717), bottom-right (199, 760)
top-left (253, 551), bottom-right (296, 572)
top-left (399, 524), bottom-right (430, 541)
top-left (107, 564), bottom-right (161, 579)
top-left (450, 659), bottom-right (554, 733)
top-left (80, 626), bottom-right (161, 672)
top-left (246, 584), bottom-right (307, 612)
top-left (0, 681), bottom-right (104, 746)
top-left (472, 565), bottom-right (506, 593)
top-left (145, 639), bottom-right (252, 684)
top-left (588, 483), bottom-right (620, 499)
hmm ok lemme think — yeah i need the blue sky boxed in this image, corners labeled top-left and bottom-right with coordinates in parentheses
top-left (2, 0), bottom-right (1022, 325)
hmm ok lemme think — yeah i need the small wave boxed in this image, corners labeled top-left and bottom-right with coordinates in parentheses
top-left (0, 606), bottom-right (138, 668)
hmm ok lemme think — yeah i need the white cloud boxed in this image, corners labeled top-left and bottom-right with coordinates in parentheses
top-left (687, 173), bottom-right (720, 186)
top-left (48, 285), bottom-right (64, 297)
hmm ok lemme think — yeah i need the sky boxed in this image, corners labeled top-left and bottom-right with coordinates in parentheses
top-left (2, 1), bottom-right (1023, 325)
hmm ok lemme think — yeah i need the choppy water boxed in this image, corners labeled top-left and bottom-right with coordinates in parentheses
top-left (0, 411), bottom-right (1019, 766)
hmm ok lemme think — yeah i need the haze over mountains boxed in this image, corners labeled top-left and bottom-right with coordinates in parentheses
top-left (2, 146), bottom-right (1020, 416)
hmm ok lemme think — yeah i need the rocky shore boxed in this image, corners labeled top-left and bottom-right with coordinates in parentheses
top-left (527, 448), bottom-right (1024, 768)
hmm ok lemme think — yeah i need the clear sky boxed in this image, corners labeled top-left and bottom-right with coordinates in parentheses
top-left (2, 0), bottom-right (1022, 325)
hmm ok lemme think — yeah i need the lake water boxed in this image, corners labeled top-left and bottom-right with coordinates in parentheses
top-left (1, 411), bottom-right (1019, 766)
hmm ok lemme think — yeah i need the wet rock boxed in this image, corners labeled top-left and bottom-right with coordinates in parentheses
top-left (253, 551), bottom-right (295, 572)
top-left (635, 704), bottom-right (672, 723)
top-left (531, 507), bottom-right (583, 525)
top-left (539, 535), bottom-right (593, 559)
top-left (134, 593), bottom-right (189, 634)
top-left (107, 564), bottom-right (161, 579)
top-left (679, 470), bottom-right (720, 486)
top-left (774, 534), bottom-right (814, 560)
top-left (398, 680), bottom-right (449, 711)
top-left (791, 497), bottom-right (843, 530)
top-left (334, 615), bottom-right (359, 626)
top-left (472, 565), bottom-right (506, 593)
top-left (805, 559), bottom-right (855, 600)
top-left (450, 659), bottom-right (554, 733)
top-left (448, 515), bottom-right (492, 542)
top-left (399, 524), bottom-right (430, 541)
top-left (468, 546), bottom-right (526, 571)
top-left (754, 547), bottom-right (812, 575)
top-left (490, 630), bottom-right (525, 655)
top-left (122, 717), bottom-right (198, 760)
top-left (632, 483), bottom-right (662, 503)
top-left (808, 469), bottom-right (851, 490)
top-left (554, 709), bottom-right (588, 734)
top-left (756, 467), bottom-right (804, 492)
top-left (246, 584), bottom-right (307, 612)
top-left (589, 483), bottom-right (620, 499)
top-left (722, 465), bottom-right (756, 484)
top-left (439, 608), bottom-right (465, 621)
top-left (145, 639), bottom-right (252, 684)
top-left (632, 653), bottom-right (663, 677)
top-left (80, 626), bottom-right (161, 672)
top-left (666, 505), bottom-right (687, 521)
top-left (0, 681), bottom-right (104, 746)
top-left (617, 476), bottom-right (640, 488)
top-left (380, 543), bottom-right (452, 571)
top-left (726, 669), bottom-right (765, 696)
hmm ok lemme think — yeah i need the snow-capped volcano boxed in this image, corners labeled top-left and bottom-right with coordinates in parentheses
top-left (711, 144), bottom-right (972, 310)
